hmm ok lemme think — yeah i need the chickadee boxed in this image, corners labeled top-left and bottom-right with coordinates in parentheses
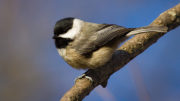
top-left (53, 17), bottom-right (167, 69)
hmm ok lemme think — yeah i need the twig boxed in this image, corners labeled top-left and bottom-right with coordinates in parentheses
top-left (60, 3), bottom-right (180, 101)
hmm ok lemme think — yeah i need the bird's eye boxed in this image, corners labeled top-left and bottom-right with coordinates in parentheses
top-left (54, 27), bottom-right (63, 36)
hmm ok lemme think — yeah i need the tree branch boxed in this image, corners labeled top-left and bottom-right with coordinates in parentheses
top-left (60, 3), bottom-right (180, 101)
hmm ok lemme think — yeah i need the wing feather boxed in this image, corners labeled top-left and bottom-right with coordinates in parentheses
top-left (72, 24), bottom-right (132, 54)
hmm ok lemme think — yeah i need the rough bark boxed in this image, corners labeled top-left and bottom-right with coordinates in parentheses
top-left (60, 3), bottom-right (180, 101)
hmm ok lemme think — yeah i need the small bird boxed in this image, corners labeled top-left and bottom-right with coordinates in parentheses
top-left (53, 17), bottom-right (167, 69)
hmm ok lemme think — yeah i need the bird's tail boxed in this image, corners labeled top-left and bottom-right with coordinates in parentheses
top-left (126, 26), bottom-right (168, 36)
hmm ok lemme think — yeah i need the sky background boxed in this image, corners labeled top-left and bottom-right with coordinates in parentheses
top-left (1, 0), bottom-right (180, 101)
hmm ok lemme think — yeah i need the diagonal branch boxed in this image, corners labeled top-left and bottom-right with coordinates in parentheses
top-left (60, 3), bottom-right (180, 101)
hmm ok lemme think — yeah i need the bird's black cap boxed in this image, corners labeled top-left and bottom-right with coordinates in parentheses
top-left (54, 17), bottom-right (74, 36)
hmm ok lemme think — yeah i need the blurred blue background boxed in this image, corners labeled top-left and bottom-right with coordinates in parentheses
top-left (1, 0), bottom-right (180, 101)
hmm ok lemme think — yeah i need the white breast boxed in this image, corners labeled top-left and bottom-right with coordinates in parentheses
top-left (57, 48), bottom-right (66, 57)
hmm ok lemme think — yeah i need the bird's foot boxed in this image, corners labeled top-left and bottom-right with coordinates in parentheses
top-left (75, 74), bottom-right (93, 83)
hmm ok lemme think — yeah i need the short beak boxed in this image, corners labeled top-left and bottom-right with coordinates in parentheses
top-left (52, 35), bottom-right (59, 39)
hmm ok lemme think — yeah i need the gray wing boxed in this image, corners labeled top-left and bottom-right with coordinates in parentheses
top-left (72, 24), bottom-right (132, 54)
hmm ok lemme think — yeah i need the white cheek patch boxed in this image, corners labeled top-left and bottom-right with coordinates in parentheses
top-left (59, 19), bottom-right (82, 39)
